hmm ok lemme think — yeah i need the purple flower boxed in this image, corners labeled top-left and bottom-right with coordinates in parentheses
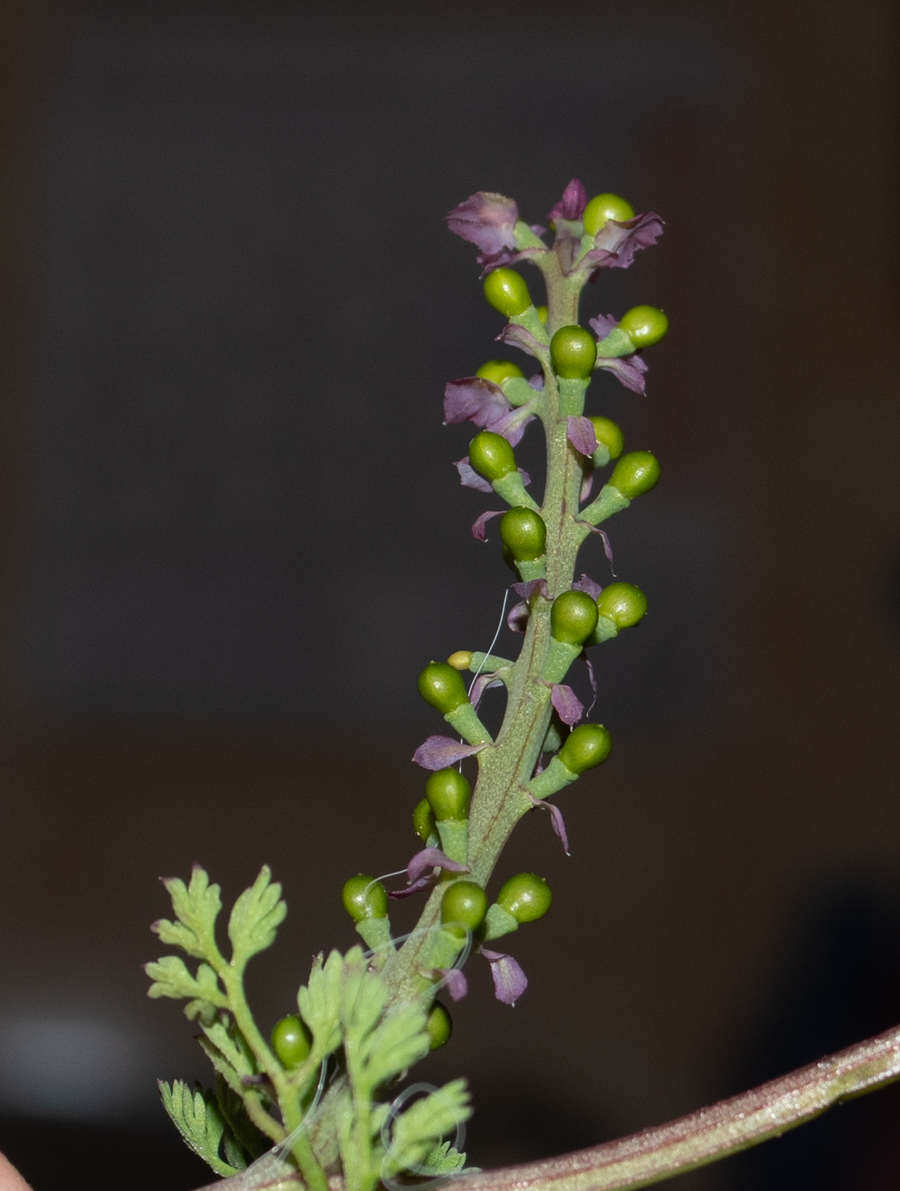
top-left (481, 948), bottom-right (528, 1005)
top-left (471, 509), bottom-right (505, 541)
top-left (446, 192), bottom-right (519, 271)
top-left (444, 377), bottom-right (537, 447)
top-left (589, 314), bottom-right (649, 395)
top-left (550, 683), bottom-right (584, 728)
top-left (572, 573), bottom-right (603, 600)
top-left (582, 211), bottom-right (664, 273)
top-left (413, 736), bottom-right (487, 770)
top-left (566, 416), bottom-right (598, 457)
top-left (547, 177), bottom-right (588, 224)
top-left (435, 967), bottom-right (469, 1002)
top-left (527, 793), bottom-right (570, 855)
top-left (389, 848), bottom-right (470, 901)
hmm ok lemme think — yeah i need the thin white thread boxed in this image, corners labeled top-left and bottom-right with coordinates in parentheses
top-left (467, 586), bottom-right (511, 696)
top-left (380, 1081), bottom-right (468, 1191)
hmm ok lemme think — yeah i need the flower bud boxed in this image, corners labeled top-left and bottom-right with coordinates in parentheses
top-left (441, 880), bottom-right (488, 936)
top-left (609, 451), bottom-right (660, 499)
top-left (271, 1015), bottom-right (312, 1070)
top-left (447, 650), bottom-right (473, 670)
top-left (475, 359), bottom-right (524, 385)
top-left (426, 1002), bottom-right (453, 1050)
top-left (413, 798), bottom-right (437, 843)
top-left (483, 268), bottom-right (532, 317)
top-left (596, 582), bottom-right (647, 629)
top-left (583, 193), bottom-right (635, 236)
top-left (497, 873), bottom-right (552, 923)
top-left (342, 875), bottom-right (389, 921)
top-left (425, 767), bottom-right (471, 822)
top-left (500, 508), bottom-right (546, 562)
top-left (418, 662), bottom-right (469, 714)
top-left (469, 431), bottom-right (516, 483)
top-left (618, 305), bottom-right (668, 349)
top-left (550, 325), bottom-right (597, 379)
top-left (551, 590), bottom-right (599, 646)
top-left (558, 724), bottom-right (612, 774)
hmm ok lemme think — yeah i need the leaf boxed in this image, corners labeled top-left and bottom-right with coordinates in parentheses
top-left (228, 866), bottom-right (287, 967)
top-left (198, 1020), bottom-right (259, 1101)
top-left (145, 956), bottom-right (227, 1020)
top-left (383, 1080), bottom-right (471, 1177)
top-left (154, 866), bottom-right (223, 961)
top-left (418, 1141), bottom-right (468, 1176)
top-left (297, 950), bottom-right (344, 1060)
top-left (159, 1079), bottom-right (241, 1178)
top-left (359, 1004), bottom-right (430, 1092)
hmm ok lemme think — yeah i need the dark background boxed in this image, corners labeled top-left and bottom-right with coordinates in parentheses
top-left (0, 1), bottom-right (899, 1188)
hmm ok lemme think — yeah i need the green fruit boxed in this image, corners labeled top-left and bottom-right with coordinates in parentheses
top-left (425, 767), bottom-right (471, 821)
top-left (550, 325), bottom-right (597, 379)
top-left (475, 360), bottom-right (524, 385)
top-left (589, 416), bottom-right (624, 460)
top-left (413, 798), bottom-right (437, 843)
top-left (558, 724), bottom-right (613, 774)
top-left (483, 268), bottom-right (532, 317)
top-left (551, 590), bottom-right (599, 646)
top-left (469, 431), bottom-right (516, 483)
top-left (441, 880), bottom-right (488, 933)
top-left (497, 873), bottom-right (552, 923)
top-left (536, 305), bottom-right (549, 325)
top-left (609, 451), bottom-right (660, 499)
top-left (342, 874), bottom-right (389, 921)
top-left (418, 662), bottom-right (469, 713)
top-left (596, 582), bottom-right (647, 629)
top-left (426, 1002), bottom-right (453, 1050)
top-left (582, 193), bottom-right (636, 235)
top-left (500, 508), bottom-right (546, 562)
top-left (271, 1015), bottom-right (312, 1069)
top-left (618, 305), bottom-right (668, 349)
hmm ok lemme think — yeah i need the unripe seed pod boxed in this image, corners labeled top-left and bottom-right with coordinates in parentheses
top-left (342, 874), bottom-right (389, 921)
top-left (441, 880), bottom-right (488, 933)
top-left (418, 662), bottom-right (469, 714)
top-left (425, 767), bottom-right (471, 821)
top-left (550, 325), bottom-right (597, 379)
top-left (583, 193), bottom-right (636, 236)
top-left (596, 582), bottom-right (647, 629)
top-left (609, 451), bottom-right (660, 499)
top-left (475, 359), bottom-right (524, 385)
top-left (413, 798), bottom-right (437, 843)
top-left (426, 1002), bottom-right (453, 1050)
top-left (497, 873), bottom-right (552, 923)
top-left (483, 268), bottom-right (532, 318)
top-left (500, 508), bottom-right (546, 562)
top-left (558, 724), bottom-right (613, 774)
top-left (551, 590), bottom-right (599, 646)
top-left (618, 305), bottom-right (668, 349)
top-left (589, 416), bottom-right (624, 460)
top-left (469, 431), bottom-right (516, 483)
top-left (271, 1014), bottom-right (312, 1070)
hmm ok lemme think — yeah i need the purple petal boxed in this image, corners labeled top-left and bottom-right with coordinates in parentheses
top-left (582, 653), bottom-right (598, 716)
top-left (584, 211), bottom-right (664, 272)
top-left (496, 324), bottom-right (543, 358)
top-left (594, 353), bottom-right (648, 395)
top-left (528, 373), bottom-right (544, 391)
top-left (446, 192), bottom-right (519, 259)
top-left (485, 406), bottom-right (537, 448)
top-left (550, 683), bottom-right (584, 728)
top-left (470, 672), bottom-right (504, 709)
top-left (444, 377), bottom-right (511, 429)
top-left (455, 457), bottom-right (493, 493)
top-left (436, 968), bottom-right (469, 1002)
top-left (507, 601), bottom-right (529, 634)
top-left (578, 522), bottom-right (616, 571)
top-left (589, 312), bottom-right (619, 339)
top-left (566, 416), bottom-right (598, 457)
top-left (547, 178), bottom-right (588, 223)
top-left (527, 793), bottom-right (570, 855)
top-left (388, 875), bottom-right (433, 901)
top-left (413, 736), bottom-right (487, 770)
top-left (482, 949), bottom-right (528, 1005)
top-left (511, 579), bottom-right (548, 599)
top-left (472, 509), bottom-right (505, 541)
top-left (407, 847), bottom-right (469, 884)
top-left (580, 470), bottom-right (596, 504)
top-left (572, 573), bottom-right (603, 600)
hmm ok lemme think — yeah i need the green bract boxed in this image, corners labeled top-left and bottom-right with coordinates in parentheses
top-left (483, 268), bottom-right (532, 317)
top-left (413, 798), bottom-right (437, 843)
top-left (418, 662), bottom-right (469, 714)
top-left (426, 1002), bottom-right (453, 1051)
top-left (609, 451), bottom-right (660, 499)
top-left (558, 724), bottom-right (613, 774)
top-left (550, 325), bottom-right (597, 379)
top-left (500, 508), bottom-right (546, 562)
top-left (425, 768), bottom-right (472, 821)
top-left (475, 359), bottom-right (524, 385)
top-left (341, 875), bottom-right (389, 922)
top-left (469, 431), bottom-right (516, 483)
top-left (596, 582), bottom-right (648, 629)
top-left (497, 873), bottom-right (552, 923)
top-left (551, 590), bottom-right (599, 646)
top-left (441, 880), bottom-right (488, 933)
top-left (589, 416), bottom-right (624, 460)
top-left (583, 192), bottom-right (636, 235)
top-left (618, 304), bottom-right (668, 349)
top-left (272, 1014), bottom-right (312, 1070)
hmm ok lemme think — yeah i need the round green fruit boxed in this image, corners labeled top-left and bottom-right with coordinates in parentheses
top-left (609, 451), bottom-right (660, 499)
top-left (342, 875), bottom-right (389, 921)
top-left (497, 873), bottom-right (552, 923)
top-left (558, 724), bottom-right (613, 774)
top-left (426, 1002), bottom-right (453, 1050)
top-left (413, 798), bottom-right (437, 843)
top-left (618, 305), bottom-right (668, 349)
top-left (441, 880), bottom-right (488, 933)
top-left (271, 1015), bottom-right (312, 1069)
top-left (418, 662), bottom-right (469, 714)
top-left (425, 767), bottom-right (471, 821)
top-left (589, 416), bottom-right (624, 460)
top-left (500, 508), bottom-right (546, 562)
top-left (483, 268), bottom-right (532, 318)
top-left (469, 431), bottom-right (516, 483)
top-left (551, 590), bottom-right (599, 646)
top-left (582, 193), bottom-right (636, 235)
top-left (475, 360), bottom-right (524, 385)
top-left (550, 325), bottom-right (597, 379)
top-left (596, 582), bottom-right (647, 629)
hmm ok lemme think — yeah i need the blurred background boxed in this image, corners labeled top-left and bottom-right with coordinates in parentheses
top-left (0, 0), bottom-right (899, 1187)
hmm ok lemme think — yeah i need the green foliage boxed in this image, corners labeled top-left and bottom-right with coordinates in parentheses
top-left (381, 1080), bottom-right (472, 1178)
top-left (154, 866), bottom-right (223, 960)
top-left (159, 1079), bottom-right (247, 1178)
top-left (228, 866), bottom-right (287, 966)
